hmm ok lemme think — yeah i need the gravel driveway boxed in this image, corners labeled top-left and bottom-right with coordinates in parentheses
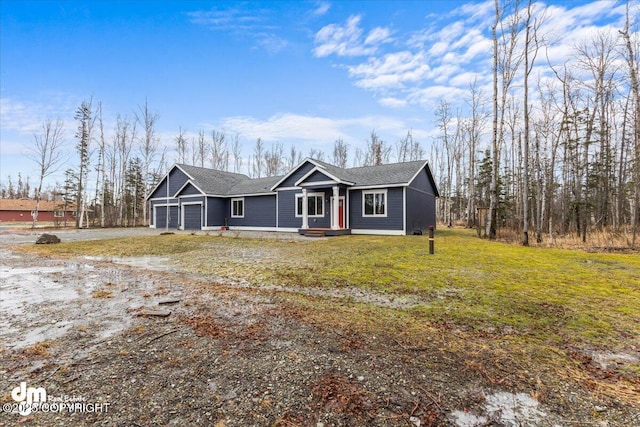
top-left (0, 226), bottom-right (312, 246)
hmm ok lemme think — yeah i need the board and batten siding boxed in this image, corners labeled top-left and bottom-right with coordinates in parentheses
top-left (277, 190), bottom-right (301, 228)
top-left (179, 183), bottom-right (202, 196)
top-left (150, 167), bottom-right (190, 199)
top-left (405, 167), bottom-right (438, 234)
top-left (304, 170), bottom-right (333, 183)
top-left (348, 187), bottom-right (404, 231)
top-left (275, 161), bottom-right (316, 188)
top-left (207, 197), bottom-right (227, 227)
top-left (405, 187), bottom-right (435, 234)
top-left (227, 195), bottom-right (277, 228)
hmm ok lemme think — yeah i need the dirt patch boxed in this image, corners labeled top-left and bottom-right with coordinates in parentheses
top-left (1, 245), bottom-right (639, 426)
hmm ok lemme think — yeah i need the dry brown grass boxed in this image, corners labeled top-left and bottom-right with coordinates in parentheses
top-left (22, 341), bottom-right (52, 357)
top-left (91, 289), bottom-right (114, 299)
top-left (494, 226), bottom-right (638, 252)
top-left (177, 312), bottom-right (227, 338)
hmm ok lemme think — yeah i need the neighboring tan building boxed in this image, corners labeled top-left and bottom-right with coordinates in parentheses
top-left (0, 198), bottom-right (75, 224)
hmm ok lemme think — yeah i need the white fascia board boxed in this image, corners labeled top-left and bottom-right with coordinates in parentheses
top-left (350, 183), bottom-right (406, 190)
top-left (225, 192), bottom-right (277, 198)
top-left (152, 202), bottom-right (179, 207)
top-left (173, 164), bottom-right (196, 180)
top-left (148, 197), bottom-right (178, 202)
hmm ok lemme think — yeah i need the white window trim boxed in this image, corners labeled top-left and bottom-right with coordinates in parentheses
top-left (54, 210), bottom-right (64, 218)
top-left (231, 197), bottom-right (244, 218)
top-left (295, 192), bottom-right (324, 218)
top-left (362, 189), bottom-right (387, 217)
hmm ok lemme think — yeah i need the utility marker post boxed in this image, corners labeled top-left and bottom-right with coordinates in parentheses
top-left (429, 225), bottom-right (435, 255)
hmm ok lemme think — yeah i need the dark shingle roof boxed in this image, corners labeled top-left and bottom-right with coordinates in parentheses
top-left (311, 159), bottom-right (427, 187)
top-left (176, 164), bottom-right (249, 195)
top-left (344, 160), bottom-right (427, 186)
top-left (229, 175), bottom-right (283, 195)
top-left (174, 158), bottom-right (432, 197)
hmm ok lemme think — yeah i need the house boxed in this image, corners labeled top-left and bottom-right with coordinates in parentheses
top-left (146, 158), bottom-right (439, 235)
top-left (0, 198), bottom-right (75, 224)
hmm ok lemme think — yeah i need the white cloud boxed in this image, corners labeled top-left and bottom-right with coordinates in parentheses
top-left (255, 33), bottom-right (289, 54)
top-left (187, 5), bottom-right (287, 54)
top-left (313, 15), bottom-right (390, 57)
top-left (348, 51), bottom-right (431, 89)
top-left (364, 27), bottom-right (392, 45)
top-left (214, 113), bottom-right (413, 151)
top-left (312, 1), bottom-right (331, 17)
top-left (0, 95), bottom-right (78, 135)
top-left (378, 97), bottom-right (407, 108)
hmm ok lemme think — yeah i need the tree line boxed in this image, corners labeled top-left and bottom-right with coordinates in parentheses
top-left (430, 0), bottom-right (639, 246)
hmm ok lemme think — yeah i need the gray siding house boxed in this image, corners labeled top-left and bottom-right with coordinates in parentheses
top-left (147, 158), bottom-right (439, 235)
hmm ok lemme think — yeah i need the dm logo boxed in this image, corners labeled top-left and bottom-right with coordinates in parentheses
top-left (11, 382), bottom-right (47, 415)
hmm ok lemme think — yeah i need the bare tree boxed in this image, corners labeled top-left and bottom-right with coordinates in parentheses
top-left (29, 118), bottom-right (65, 228)
top-left (465, 78), bottom-right (488, 228)
top-left (308, 148), bottom-right (325, 162)
top-left (136, 99), bottom-right (159, 226)
top-left (231, 133), bottom-right (243, 173)
top-left (195, 130), bottom-right (208, 168)
top-left (364, 130), bottom-right (390, 166)
top-left (620, 3), bottom-right (640, 246)
top-left (95, 103), bottom-right (107, 227)
top-left (521, 0), bottom-right (544, 245)
top-left (435, 100), bottom-right (455, 226)
top-left (175, 127), bottom-right (188, 164)
top-left (115, 115), bottom-right (137, 226)
top-left (264, 143), bottom-right (284, 176)
top-left (487, 0), bottom-right (524, 239)
top-left (210, 130), bottom-right (228, 170)
top-left (332, 138), bottom-right (348, 167)
top-left (285, 145), bottom-right (301, 170)
top-left (396, 130), bottom-right (422, 163)
top-left (252, 138), bottom-right (265, 178)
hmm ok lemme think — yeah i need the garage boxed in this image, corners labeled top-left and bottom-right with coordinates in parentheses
top-left (182, 203), bottom-right (203, 230)
top-left (155, 206), bottom-right (178, 229)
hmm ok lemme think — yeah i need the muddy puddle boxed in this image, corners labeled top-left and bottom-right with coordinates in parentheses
top-left (449, 391), bottom-right (546, 426)
top-left (82, 255), bottom-right (175, 271)
top-left (0, 252), bottom-right (166, 351)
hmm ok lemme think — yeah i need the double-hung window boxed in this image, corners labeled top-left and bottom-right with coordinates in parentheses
top-left (296, 193), bottom-right (324, 217)
top-left (363, 190), bottom-right (386, 217)
top-left (231, 198), bottom-right (244, 218)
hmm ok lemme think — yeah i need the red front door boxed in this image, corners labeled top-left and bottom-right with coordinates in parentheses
top-left (338, 198), bottom-right (344, 228)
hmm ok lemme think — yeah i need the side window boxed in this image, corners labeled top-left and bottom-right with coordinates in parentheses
top-left (231, 198), bottom-right (244, 218)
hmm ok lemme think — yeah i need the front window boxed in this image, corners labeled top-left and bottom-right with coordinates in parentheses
top-left (363, 190), bottom-right (386, 217)
top-left (231, 198), bottom-right (244, 218)
top-left (54, 210), bottom-right (64, 218)
top-left (296, 193), bottom-right (324, 217)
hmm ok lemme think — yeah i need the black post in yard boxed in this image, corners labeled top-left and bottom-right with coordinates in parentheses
top-left (429, 225), bottom-right (435, 255)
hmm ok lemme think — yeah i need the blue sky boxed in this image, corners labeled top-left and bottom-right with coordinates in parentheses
top-left (0, 0), bottom-right (636, 191)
